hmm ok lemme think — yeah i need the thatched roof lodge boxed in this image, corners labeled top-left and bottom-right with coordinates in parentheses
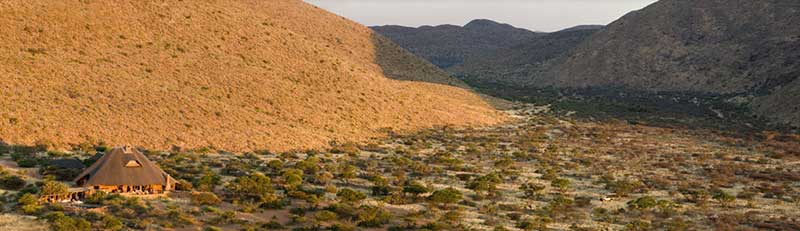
top-left (74, 146), bottom-right (175, 194)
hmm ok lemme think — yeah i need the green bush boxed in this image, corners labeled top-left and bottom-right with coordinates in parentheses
top-left (227, 173), bottom-right (274, 202)
top-left (627, 196), bottom-right (658, 210)
top-left (517, 218), bottom-right (547, 231)
top-left (102, 215), bottom-right (124, 231)
top-left (191, 192), bottom-right (222, 206)
top-left (47, 212), bottom-right (92, 231)
top-left (467, 173), bottom-right (502, 195)
top-left (17, 193), bottom-right (41, 215)
top-left (195, 170), bottom-right (221, 192)
top-left (40, 180), bottom-right (68, 196)
top-left (403, 181), bottom-right (429, 197)
top-left (17, 158), bottom-right (38, 168)
top-left (0, 175), bottom-right (27, 190)
top-left (330, 222), bottom-right (357, 231)
top-left (624, 220), bottom-right (651, 231)
top-left (429, 188), bottom-right (462, 206)
top-left (314, 210), bottom-right (338, 222)
top-left (280, 168), bottom-right (303, 190)
top-left (550, 178), bottom-right (570, 192)
top-left (261, 219), bottom-right (284, 229)
top-left (337, 188), bottom-right (366, 203)
top-left (606, 179), bottom-right (644, 197)
top-left (712, 190), bottom-right (736, 206)
top-left (356, 205), bottom-right (391, 227)
top-left (520, 182), bottom-right (545, 199)
top-left (84, 191), bottom-right (108, 205)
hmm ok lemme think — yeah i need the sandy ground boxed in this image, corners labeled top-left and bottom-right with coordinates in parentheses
top-left (0, 158), bottom-right (41, 179)
top-left (0, 214), bottom-right (48, 231)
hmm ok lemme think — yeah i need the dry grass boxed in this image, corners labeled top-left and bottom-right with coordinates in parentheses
top-left (0, 0), bottom-right (505, 152)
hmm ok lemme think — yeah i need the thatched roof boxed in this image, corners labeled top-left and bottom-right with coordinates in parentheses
top-left (74, 146), bottom-right (173, 186)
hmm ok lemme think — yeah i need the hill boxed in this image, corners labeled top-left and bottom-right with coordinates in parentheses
top-left (0, 0), bottom-right (506, 152)
top-left (450, 27), bottom-right (602, 90)
top-left (371, 19), bottom-right (541, 69)
top-left (547, 0), bottom-right (800, 126)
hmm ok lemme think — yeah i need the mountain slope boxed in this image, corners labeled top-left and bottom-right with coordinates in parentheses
top-left (547, 0), bottom-right (800, 125)
top-left (0, 0), bottom-right (505, 152)
top-left (450, 27), bottom-right (601, 89)
top-left (371, 19), bottom-right (540, 69)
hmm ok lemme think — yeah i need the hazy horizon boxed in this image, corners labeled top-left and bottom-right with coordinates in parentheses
top-left (304, 0), bottom-right (658, 32)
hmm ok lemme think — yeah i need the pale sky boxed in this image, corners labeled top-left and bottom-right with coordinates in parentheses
top-left (304, 0), bottom-right (658, 32)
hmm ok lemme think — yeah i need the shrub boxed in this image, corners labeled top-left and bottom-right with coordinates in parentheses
top-left (102, 215), bottom-right (124, 231)
top-left (204, 226), bottom-right (222, 231)
top-left (40, 180), bottom-right (68, 196)
top-left (517, 218), bottom-right (548, 231)
top-left (357, 206), bottom-right (391, 227)
top-left (85, 191), bottom-right (108, 205)
top-left (296, 156), bottom-right (320, 174)
top-left (266, 159), bottom-right (283, 171)
top-left (195, 170), bottom-right (221, 192)
top-left (519, 182), bottom-right (545, 199)
top-left (339, 164), bottom-right (357, 182)
top-left (49, 213), bottom-right (92, 231)
top-left (550, 178), bottom-right (570, 192)
top-left (0, 175), bottom-right (27, 190)
top-left (337, 188), bottom-right (366, 203)
top-left (627, 196), bottom-right (658, 210)
top-left (540, 195), bottom-right (575, 217)
top-left (314, 210), bottom-right (338, 222)
top-left (371, 185), bottom-right (390, 196)
top-left (403, 181), bottom-right (429, 197)
top-left (261, 219), bottom-right (284, 229)
top-left (680, 188), bottom-right (710, 205)
top-left (712, 190), bottom-right (736, 207)
top-left (191, 192), bottom-right (222, 206)
top-left (606, 179), bottom-right (645, 197)
top-left (17, 158), bottom-right (38, 168)
top-left (228, 173), bottom-right (275, 203)
top-left (429, 188), bottom-right (462, 207)
top-left (467, 173), bottom-right (502, 196)
top-left (331, 143), bottom-right (360, 156)
top-left (624, 220), bottom-right (651, 231)
top-left (17, 193), bottom-right (41, 215)
top-left (330, 222), bottom-right (357, 231)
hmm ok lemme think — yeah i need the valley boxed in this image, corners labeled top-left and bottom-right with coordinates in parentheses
top-left (1, 105), bottom-right (798, 230)
top-left (0, 0), bottom-right (798, 230)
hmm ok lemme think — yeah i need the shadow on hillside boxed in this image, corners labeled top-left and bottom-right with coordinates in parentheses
top-left (370, 33), bottom-right (514, 110)
top-left (487, 85), bottom-right (800, 134)
top-left (370, 33), bottom-right (470, 88)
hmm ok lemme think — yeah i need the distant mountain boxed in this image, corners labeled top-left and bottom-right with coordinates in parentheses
top-left (546, 0), bottom-right (800, 126)
top-left (371, 19), bottom-right (541, 69)
top-left (372, 20), bottom-right (603, 89)
top-left (450, 27), bottom-right (602, 88)
top-left (0, 0), bottom-right (505, 152)
top-left (559, 25), bottom-right (605, 32)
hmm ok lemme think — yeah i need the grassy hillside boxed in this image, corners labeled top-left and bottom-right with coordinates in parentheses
top-left (0, 0), bottom-right (506, 152)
